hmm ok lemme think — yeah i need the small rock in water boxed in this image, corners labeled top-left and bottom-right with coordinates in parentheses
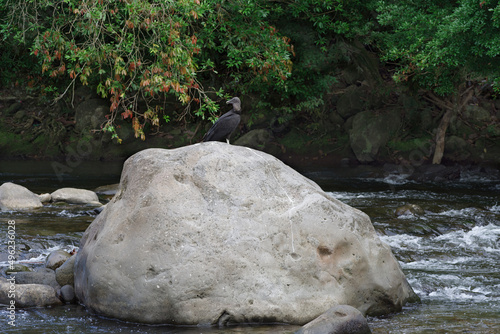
top-left (46, 249), bottom-right (71, 270)
top-left (4, 264), bottom-right (32, 275)
top-left (38, 193), bottom-right (52, 203)
top-left (395, 204), bottom-right (424, 217)
top-left (295, 304), bottom-right (372, 334)
top-left (94, 184), bottom-right (120, 196)
top-left (56, 255), bottom-right (76, 286)
top-left (60, 285), bottom-right (76, 303)
top-left (51, 187), bottom-right (99, 204)
top-left (15, 268), bottom-right (60, 289)
top-left (0, 280), bottom-right (62, 307)
top-left (0, 182), bottom-right (43, 210)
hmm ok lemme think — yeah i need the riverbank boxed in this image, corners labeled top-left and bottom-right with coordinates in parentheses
top-left (1, 77), bottom-right (500, 171)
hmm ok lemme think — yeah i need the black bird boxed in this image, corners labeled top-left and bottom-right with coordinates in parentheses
top-left (202, 97), bottom-right (241, 144)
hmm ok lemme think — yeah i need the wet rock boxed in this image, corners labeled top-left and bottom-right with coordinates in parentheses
top-left (395, 204), bottom-right (425, 217)
top-left (0, 279), bottom-right (62, 307)
top-left (4, 264), bottom-right (32, 275)
top-left (0, 182), bottom-right (43, 211)
top-left (59, 285), bottom-right (75, 303)
top-left (234, 129), bottom-right (273, 150)
top-left (50, 187), bottom-right (99, 205)
top-left (74, 144), bottom-right (417, 325)
top-left (45, 249), bottom-right (71, 270)
top-left (295, 305), bottom-right (371, 334)
top-left (15, 268), bottom-right (60, 289)
top-left (38, 193), bottom-right (52, 203)
top-left (94, 184), bottom-right (120, 196)
top-left (412, 164), bottom-right (461, 182)
top-left (56, 254), bottom-right (76, 286)
top-left (349, 110), bottom-right (401, 163)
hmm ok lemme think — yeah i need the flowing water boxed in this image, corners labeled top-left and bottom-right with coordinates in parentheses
top-left (0, 161), bottom-right (499, 333)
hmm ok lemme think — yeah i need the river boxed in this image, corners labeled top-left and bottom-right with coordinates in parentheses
top-left (0, 161), bottom-right (499, 333)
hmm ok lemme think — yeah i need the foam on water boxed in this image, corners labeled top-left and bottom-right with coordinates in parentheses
top-left (0, 244), bottom-right (77, 267)
top-left (383, 173), bottom-right (412, 185)
top-left (57, 209), bottom-right (86, 218)
top-left (382, 223), bottom-right (500, 252)
top-left (431, 207), bottom-right (480, 218)
top-left (434, 224), bottom-right (500, 250)
top-left (428, 286), bottom-right (492, 302)
top-left (379, 234), bottom-right (423, 250)
top-left (489, 204), bottom-right (500, 213)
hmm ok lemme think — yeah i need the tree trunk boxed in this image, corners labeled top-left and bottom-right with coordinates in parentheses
top-left (428, 87), bottom-right (474, 165)
top-left (432, 108), bottom-right (454, 164)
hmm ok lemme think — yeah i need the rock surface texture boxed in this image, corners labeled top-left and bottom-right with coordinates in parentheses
top-left (74, 143), bottom-right (417, 324)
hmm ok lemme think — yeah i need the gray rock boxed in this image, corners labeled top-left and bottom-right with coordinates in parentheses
top-left (295, 305), bottom-right (371, 334)
top-left (45, 249), bottom-right (71, 270)
top-left (74, 144), bottom-right (417, 325)
top-left (38, 193), bottom-right (52, 203)
top-left (349, 110), bottom-right (401, 163)
top-left (0, 279), bottom-right (62, 307)
top-left (60, 285), bottom-right (75, 303)
top-left (50, 187), bottom-right (99, 204)
top-left (56, 254), bottom-right (76, 286)
top-left (0, 182), bottom-right (43, 211)
top-left (15, 268), bottom-right (60, 289)
top-left (94, 184), bottom-right (120, 196)
top-left (4, 264), bottom-right (32, 275)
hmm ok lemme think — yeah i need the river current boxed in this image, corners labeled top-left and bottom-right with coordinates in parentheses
top-left (0, 161), bottom-right (499, 333)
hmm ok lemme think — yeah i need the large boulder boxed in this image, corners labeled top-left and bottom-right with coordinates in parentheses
top-left (0, 182), bottom-right (43, 211)
top-left (74, 143), bottom-right (417, 325)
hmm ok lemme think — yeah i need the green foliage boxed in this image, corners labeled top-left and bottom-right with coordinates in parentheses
top-left (0, 0), bottom-right (40, 87)
top-left (376, 0), bottom-right (500, 95)
top-left (388, 136), bottom-right (432, 153)
top-left (4, 0), bottom-right (293, 140)
top-left (253, 1), bottom-right (376, 126)
top-left (3, 0), bottom-right (384, 139)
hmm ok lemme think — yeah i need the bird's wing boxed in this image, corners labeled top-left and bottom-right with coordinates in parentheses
top-left (202, 112), bottom-right (240, 142)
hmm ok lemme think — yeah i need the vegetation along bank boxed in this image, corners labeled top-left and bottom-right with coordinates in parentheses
top-left (1, 1), bottom-right (499, 169)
